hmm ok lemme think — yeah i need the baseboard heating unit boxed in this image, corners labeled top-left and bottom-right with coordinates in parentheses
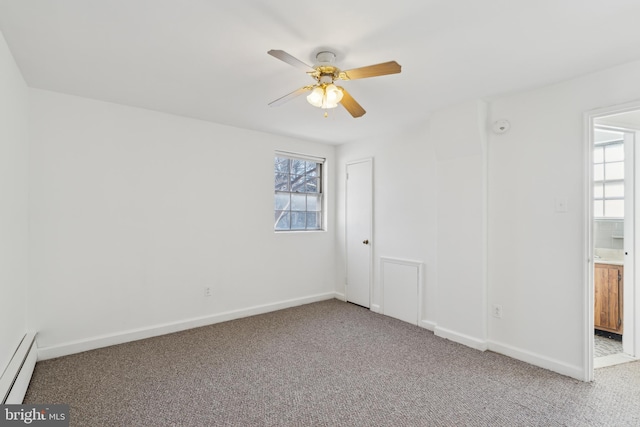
top-left (0, 332), bottom-right (37, 404)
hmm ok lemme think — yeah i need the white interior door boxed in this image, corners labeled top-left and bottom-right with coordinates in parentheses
top-left (346, 159), bottom-right (372, 308)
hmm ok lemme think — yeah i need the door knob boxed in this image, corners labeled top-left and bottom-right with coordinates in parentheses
top-left (362, 239), bottom-right (369, 245)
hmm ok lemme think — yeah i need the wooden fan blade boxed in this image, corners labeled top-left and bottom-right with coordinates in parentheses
top-left (268, 50), bottom-right (316, 73)
top-left (268, 86), bottom-right (313, 107)
top-left (339, 88), bottom-right (366, 118)
top-left (339, 61), bottom-right (401, 80)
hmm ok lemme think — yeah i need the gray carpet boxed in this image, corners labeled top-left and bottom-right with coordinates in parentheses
top-left (24, 299), bottom-right (640, 426)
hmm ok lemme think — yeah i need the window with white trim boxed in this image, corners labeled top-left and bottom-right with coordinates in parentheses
top-left (274, 153), bottom-right (324, 231)
top-left (594, 137), bottom-right (624, 218)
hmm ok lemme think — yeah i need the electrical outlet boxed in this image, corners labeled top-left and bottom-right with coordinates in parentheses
top-left (492, 304), bottom-right (503, 319)
top-left (204, 286), bottom-right (212, 297)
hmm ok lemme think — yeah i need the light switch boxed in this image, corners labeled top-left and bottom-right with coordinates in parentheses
top-left (555, 197), bottom-right (568, 213)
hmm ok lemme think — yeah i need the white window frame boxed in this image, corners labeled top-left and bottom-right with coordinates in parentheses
top-left (274, 151), bottom-right (325, 232)
top-left (594, 137), bottom-right (625, 219)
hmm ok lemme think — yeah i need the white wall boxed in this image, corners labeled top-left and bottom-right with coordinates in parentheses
top-left (0, 31), bottom-right (29, 374)
top-left (29, 89), bottom-right (336, 356)
top-left (488, 59), bottom-right (640, 379)
top-left (335, 123), bottom-right (438, 324)
top-left (431, 101), bottom-right (488, 348)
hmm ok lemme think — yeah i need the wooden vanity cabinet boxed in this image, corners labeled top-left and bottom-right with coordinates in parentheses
top-left (594, 263), bottom-right (623, 334)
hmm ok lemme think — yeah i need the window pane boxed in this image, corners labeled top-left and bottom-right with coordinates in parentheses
top-left (604, 181), bottom-right (624, 198)
top-left (605, 162), bottom-right (624, 180)
top-left (306, 177), bottom-right (319, 193)
top-left (306, 161), bottom-right (319, 177)
top-left (594, 200), bottom-right (604, 217)
top-left (291, 194), bottom-right (306, 211)
top-left (291, 159), bottom-right (306, 175)
top-left (275, 173), bottom-right (290, 191)
top-left (290, 175), bottom-right (306, 192)
top-left (605, 199), bottom-right (624, 218)
top-left (605, 144), bottom-right (624, 162)
top-left (307, 195), bottom-right (321, 211)
top-left (306, 212), bottom-right (321, 229)
top-left (274, 211), bottom-right (290, 230)
top-left (594, 183), bottom-right (604, 199)
top-left (274, 157), bottom-right (290, 173)
top-left (594, 164), bottom-right (604, 181)
top-left (275, 193), bottom-right (290, 210)
top-left (291, 212), bottom-right (306, 230)
top-left (593, 146), bottom-right (604, 164)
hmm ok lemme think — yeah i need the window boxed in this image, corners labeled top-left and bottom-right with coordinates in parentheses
top-left (594, 138), bottom-right (624, 218)
top-left (274, 153), bottom-right (324, 231)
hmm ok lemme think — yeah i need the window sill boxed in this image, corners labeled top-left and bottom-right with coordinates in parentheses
top-left (274, 229), bottom-right (327, 234)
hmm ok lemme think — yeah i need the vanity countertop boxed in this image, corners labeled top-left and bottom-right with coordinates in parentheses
top-left (594, 248), bottom-right (624, 266)
top-left (594, 258), bottom-right (624, 266)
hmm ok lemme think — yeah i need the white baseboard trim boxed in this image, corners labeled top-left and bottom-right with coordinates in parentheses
top-left (38, 292), bottom-right (339, 361)
top-left (1, 332), bottom-right (37, 404)
top-left (487, 340), bottom-right (584, 381)
top-left (370, 304), bottom-right (381, 314)
top-left (419, 319), bottom-right (436, 331)
top-left (334, 292), bottom-right (346, 302)
top-left (434, 326), bottom-right (488, 351)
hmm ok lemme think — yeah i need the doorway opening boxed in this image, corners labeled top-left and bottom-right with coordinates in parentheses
top-left (592, 126), bottom-right (632, 368)
top-left (586, 105), bottom-right (640, 380)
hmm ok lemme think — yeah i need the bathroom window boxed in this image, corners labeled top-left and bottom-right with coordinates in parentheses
top-left (274, 152), bottom-right (324, 231)
top-left (594, 140), bottom-right (624, 218)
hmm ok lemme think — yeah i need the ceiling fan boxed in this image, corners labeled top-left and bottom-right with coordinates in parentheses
top-left (267, 49), bottom-right (401, 118)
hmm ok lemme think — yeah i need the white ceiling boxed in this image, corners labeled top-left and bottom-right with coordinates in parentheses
top-left (2, 0), bottom-right (640, 145)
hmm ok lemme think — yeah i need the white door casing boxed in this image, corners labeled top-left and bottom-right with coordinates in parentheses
top-left (623, 131), bottom-right (636, 357)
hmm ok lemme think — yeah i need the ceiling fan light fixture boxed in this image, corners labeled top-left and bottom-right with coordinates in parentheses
top-left (325, 84), bottom-right (343, 105)
top-left (306, 84), bottom-right (343, 109)
top-left (306, 86), bottom-right (325, 107)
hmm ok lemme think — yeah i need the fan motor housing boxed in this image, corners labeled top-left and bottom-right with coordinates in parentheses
top-left (313, 52), bottom-right (340, 82)
top-left (316, 67), bottom-right (339, 83)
